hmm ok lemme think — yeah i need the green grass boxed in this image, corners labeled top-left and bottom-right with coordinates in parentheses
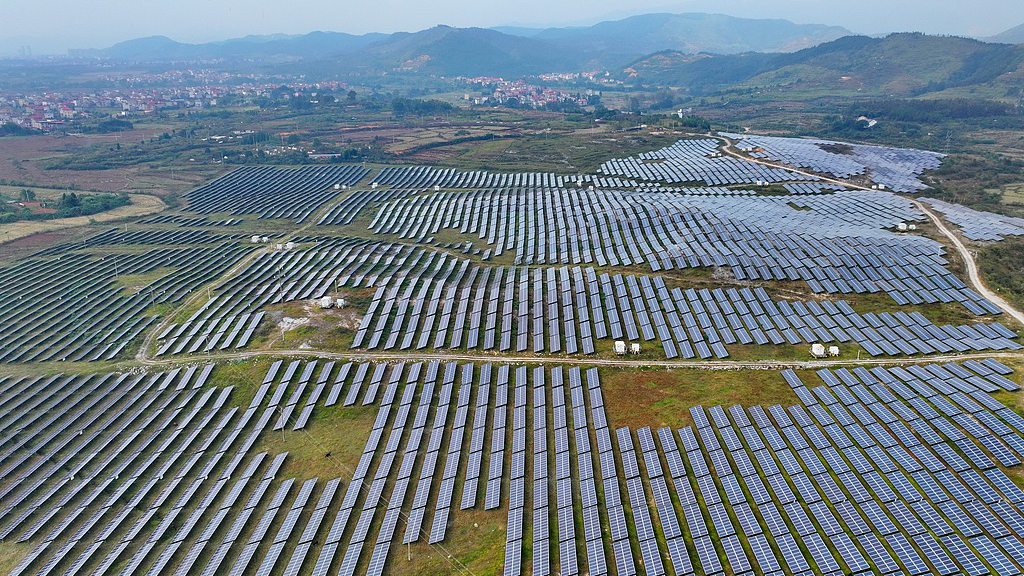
top-left (429, 227), bottom-right (483, 248)
top-left (258, 403), bottom-right (377, 481)
top-left (599, 367), bottom-right (802, 430)
top-left (979, 236), bottom-right (1024, 315)
top-left (390, 507), bottom-right (508, 576)
top-left (0, 184), bottom-right (106, 201)
top-left (168, 296), bottom-right (214, 324)
top-left (999, 182), bottom-right (1024, 210)
top-left (0, 542), bottom-right (30, 575)
top-left (210, 358), bottom-right (277, 408)
top-left (837, 290), bottom-right (981, 327)
top-left (115, 267), bottom-right (176, 295)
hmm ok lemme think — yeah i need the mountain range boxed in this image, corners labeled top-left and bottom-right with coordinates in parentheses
top-left (78, 13), bottom-right (1024, 99)
top-left (89, 13), bottom-right (852, 74)
top-left (624, 32), bottom-right (1024, 97)
top-left (496, 13), bottom-right (851, 57)
top-left (989, 23), bottom-right (1024, 44)
top-left (95, 31), bottom-right (386, 61)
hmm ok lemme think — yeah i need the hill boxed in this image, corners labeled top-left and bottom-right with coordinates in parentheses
top-left (100, 31), bottom-right (386, 61)
top-left (343, 26), bottom-right (585, 76)
top-left (90, 13), bottom-right (851, 74)
top-left (989, 23), bottom-right (1024, 44)
top-left (526, 13), bottom-right (850, 61)
top-left (627, 33), bottom-right (1024, 97)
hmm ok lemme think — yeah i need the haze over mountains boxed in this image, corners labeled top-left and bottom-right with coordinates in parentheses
top-left (91, 13), bottom-right (852, 71)
top-left (989, 23), bottom-right (1024, 44)
top-left (496, 13), bottom-right (851, 56)
top-left (70, 12), bottom-right (1024, 98)
top-left (627, 33), bottom-right (1024, 96)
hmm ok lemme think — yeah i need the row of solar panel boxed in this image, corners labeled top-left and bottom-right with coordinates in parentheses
top-left (351, 261), bottom-right (1018, 358)
top-left (8, 356), bottom-right (1024, 576)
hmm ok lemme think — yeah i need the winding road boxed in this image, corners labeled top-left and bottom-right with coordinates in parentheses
top-left (915, 200), bottom-right (1024, 326)
top-left (714, 133), bottom-right (1024, 327)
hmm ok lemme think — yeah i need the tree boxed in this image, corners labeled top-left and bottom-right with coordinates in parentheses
top-left (58, 192), bottom-right (81, 210)
top-left (18, 189), bottom-right (36, 202)
top-left (347, 90), bottom-right (357, 103)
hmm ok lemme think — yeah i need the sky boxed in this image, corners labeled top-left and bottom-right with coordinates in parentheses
top-left (3, 0), bottom-right (1023, 55)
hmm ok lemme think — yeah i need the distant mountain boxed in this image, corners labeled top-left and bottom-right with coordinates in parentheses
top-left (347, 26), bottom-right (585, 76)
top-left (88, 12), bottom-right (851, 75)
top-left (490, 26), bottom-right (546, 39)
top-left (98, 31), bottom-right (386, 61)
top-left (518, 13), bottom-right (851, 61)
top-left (988, 23), bottom-right (1024, 45)
top-left (626, 33), bottom-right (1024, 97)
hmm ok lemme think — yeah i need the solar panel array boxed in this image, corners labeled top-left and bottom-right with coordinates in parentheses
top-left (724, 132), bottom-right (945, 193)
top-left (372, 165), bottom-right (637, 190)
top-left (136, 214), bottom-right (243, 227)
top-left (784, 182), bottom-right (850, 195)
top-left (106, 225), bottom-right (1014, 360)
top-left (32, 228), bottom-right (246, 257)
top-left (185, 165), bottom-right (369, 222)
top-left (550, 369), bottom-right (578, 575)
top-left (599, 138), bottom-right (809, 185)
top-left (6, 357), bottom-right (1024, 576)
top-left (923, 198), bottom-right (1024, 242)
top-left (317, 188), bottom-right (419, 226)
top-left (352, 259), bottom-right (1018, 357)
top-left (82, 199), bottom-right (1011, 364)
top-left (152, 238), bottom-right (418, 356)
top-left (365, 186), bottom-right (1000, 313)
top-left (530, 367), bottom-right (551, 576)
top-left (0, 242), bottom-right (253, 363)
top-left (2, 129), bottom-right (972, 367)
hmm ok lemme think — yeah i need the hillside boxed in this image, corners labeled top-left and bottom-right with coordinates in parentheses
top-left (343, 26), bottom-right (585, 76)
top-left (100, 31), bottom-right (386, 61)
top-left (91, 13), bottom-right (850, 74)
top-left (627, 33), bottom-right (1024, 98)
top-left (989, 23), bottom-right (1024, 45)
top-left (527, 13), bottom-right (850, 61)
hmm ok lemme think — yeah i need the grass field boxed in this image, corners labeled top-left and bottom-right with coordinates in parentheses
top-left (392, 507), bottom-right (508, 576)
top-left (0, 184), bottom-right (95, 201)
top-left (115, 266), bottom-right (176, 295)
top-left (0, 131), bottom-right (220, 196)
top-left (210, 357), bottom-right (277, 408)
top-left (0, 542), bottom-right (30, 575)
top-left (991, 360), bottom-right (1024, 419)
top-left (994, 182), bottom-right (1024, 211)
top-left (599, 366), bottom-right (801, 429)
top-left (0, 193), bottom-right (166, 245)
top-left (839, 290), bottom-right (982, 327)
top-left (979, 237), bottom-right (1024, 314)
top-left (209, 356), bottom-right (377, 483)
top-left (258, 403), bottom-right (378, 481)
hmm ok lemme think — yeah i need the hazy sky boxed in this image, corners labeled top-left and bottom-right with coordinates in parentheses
top-left (3, 0), bottom-right (1024, 55)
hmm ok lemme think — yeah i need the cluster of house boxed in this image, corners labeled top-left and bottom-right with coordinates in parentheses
top-left (459, 76), bottom-right (597, 108)
top-left (0, 73), bottom-right (351, 132)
